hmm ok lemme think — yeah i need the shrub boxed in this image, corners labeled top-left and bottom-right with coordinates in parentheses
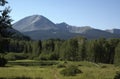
top-left (101, 65), bottom-right (107, 68)
top-left (4, 53), bottom-right (16, 60)
top-left (57, 63), bottom-right (66, 68)
top-left (64, 61), bottom-right (68, 64)
top-left (49, 52), bottom-right (59, 60)
top-left (39, 53), bottom-right (49, 60)
top-left (60, 65), bottom-right (82, 76)
top-left (4, 53), bottom-right (28, 60)
top-left (0, 57), bottom-right (7, 67)
top-left (114, 71), bottom-right (120, 79)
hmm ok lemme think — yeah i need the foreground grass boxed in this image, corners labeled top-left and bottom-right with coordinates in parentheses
top-left (0, 60), bottom-right (119, 79)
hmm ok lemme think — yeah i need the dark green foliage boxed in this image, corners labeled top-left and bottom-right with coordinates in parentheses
top-left (38, 61), bottom-right (58, 66)
top-left (77, 37), bottom-right (87, 61)
top-left (0, 0), bottom-right (9, 67)
top-left (8, 61), bottom-right (58, 66)
top-left (42, 39), bottom-right (55, 52)
top-left (32, 40), bottom-right (42, 57)
top-left (0, 57), bottom-right (7, 67)
top-left (49, 52), bottom-right (59, 60)
top-left (94, 38), bottom-right (108, 63)
top-left (85, 38), bottom-right (120, 64)
top-left (39, 52), bottom-right (49, 60)
top-left (60, 39), bottom-right (79, 61)
top-left (0, 77), bottom-right (43, 79)
top-left (114, 42), bottom-right (120, 65)
top-left (57, 63), bottom-right (66, 68)
top-left (0, 0), bottom-right (13, 38)
top-left (114, 71), bottom-right (120, 79)
top-left (4, 53), bottom-right (27, 60)
top-left (0, 37), bottom-right (120, 64)
top-left (60, 65), bottom-right (82, 76)
top-left (0, 36), bottom-right (4, 53)
top-left (107, 39), bottom-right (120, 64)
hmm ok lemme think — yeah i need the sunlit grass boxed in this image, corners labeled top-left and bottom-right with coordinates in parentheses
top-left (0, 60), bottom-right (119, 79)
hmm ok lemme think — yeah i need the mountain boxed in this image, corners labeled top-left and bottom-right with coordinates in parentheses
top-left (1, 27), bottom-right (30, 40)
top-left (13, 15), bottom-right (57, 32)
top-left (13, 15), bottom-right (120, 40)
top-left (56, 22), bottom-right (93, 33)
top-left (106, 29), bottom-right (120, 35)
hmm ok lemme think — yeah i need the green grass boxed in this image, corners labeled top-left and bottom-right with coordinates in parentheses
top-left (0, 60), bottom-right (119, 79)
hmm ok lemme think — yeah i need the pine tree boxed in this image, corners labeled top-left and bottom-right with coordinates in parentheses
top-left (0, 0), bottom-right (12, 37)
top-left (114, 42), bottom-right (120, 65)
top-left (0, 0), bottom-right (9, 66)
top-left (60, 39), bottom-right (78, 61)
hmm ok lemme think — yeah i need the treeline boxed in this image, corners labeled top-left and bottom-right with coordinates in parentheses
top-left (0, 36), bottom-right (120, 65)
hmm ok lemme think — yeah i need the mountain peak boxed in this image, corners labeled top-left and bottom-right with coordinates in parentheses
top-left (13, 15), bottom-right (57, 32)
top-left (60, 22), bottom-right (68, 25)
top-left (13, 15), bottom-right (120, 40)
top-left (29, 15), bottom-right (46, 24)
top-left (28, 15), bottom-right (46, 20)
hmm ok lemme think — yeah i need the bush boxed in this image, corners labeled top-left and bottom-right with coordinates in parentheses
top-left (39, 52), bottom-right (59, 60)
top-left (4, 53), bottom-right (28, 60)
top-left (49, 52), bottom-right (59, 60)
top-left (101, 65), bottom-right (107, 68)
top-left (57, 63), bottom-right (66, 68)
top-left (114, 71), bottom-right (120, 79)
top-left (0, 57), bottom-right (7, 67)
top-left (4, 53), bottom-right (16, 60)
top-left (60, 65), bottom-right (82, 76)
top-left (39, 53), bottom-right (49, 60)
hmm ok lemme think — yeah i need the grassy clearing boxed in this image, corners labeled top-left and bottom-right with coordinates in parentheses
top-left (0, 60), bottom-right (119, 79)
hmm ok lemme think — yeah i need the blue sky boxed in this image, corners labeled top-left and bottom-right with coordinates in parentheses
top-left (8, 0), bottom-right (120, 30)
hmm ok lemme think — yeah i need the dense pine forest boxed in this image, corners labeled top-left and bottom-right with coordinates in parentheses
top-left (0, 37), bottom-right (120, 65)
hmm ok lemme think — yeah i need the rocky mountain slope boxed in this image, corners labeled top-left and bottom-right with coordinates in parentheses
top-left (13, 15), bottom-right (120, 40)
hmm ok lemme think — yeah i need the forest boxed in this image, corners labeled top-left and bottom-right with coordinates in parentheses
top-left (0, 37), bottom-right (120, 65)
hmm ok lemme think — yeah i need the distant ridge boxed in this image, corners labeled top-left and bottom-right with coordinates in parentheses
top-left (13, 15), bottom-right (120, 40)
top-left (106, 29), bottom-right (120, 34)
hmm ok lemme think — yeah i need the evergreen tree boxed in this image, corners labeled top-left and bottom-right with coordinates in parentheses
top-left (32, 40), bottom-right (42, 58)
top-left (114, 42), bottom-right (120, 65)
top-left (77, 37), bottom-right (87, 61)
top-left (0, 0), bottom-right (12, 37)
top-left (86, 40), bottom-right (96, 62)
top-left (60, 39), bottom-right (78, 61)
top-left (107, 39), bottom-right (120, 64)
top-left (0, 0), bottom-right (9, 66)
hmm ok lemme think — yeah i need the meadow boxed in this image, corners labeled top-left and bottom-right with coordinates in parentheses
top-left (0, 60), bottom-right (119, 79)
